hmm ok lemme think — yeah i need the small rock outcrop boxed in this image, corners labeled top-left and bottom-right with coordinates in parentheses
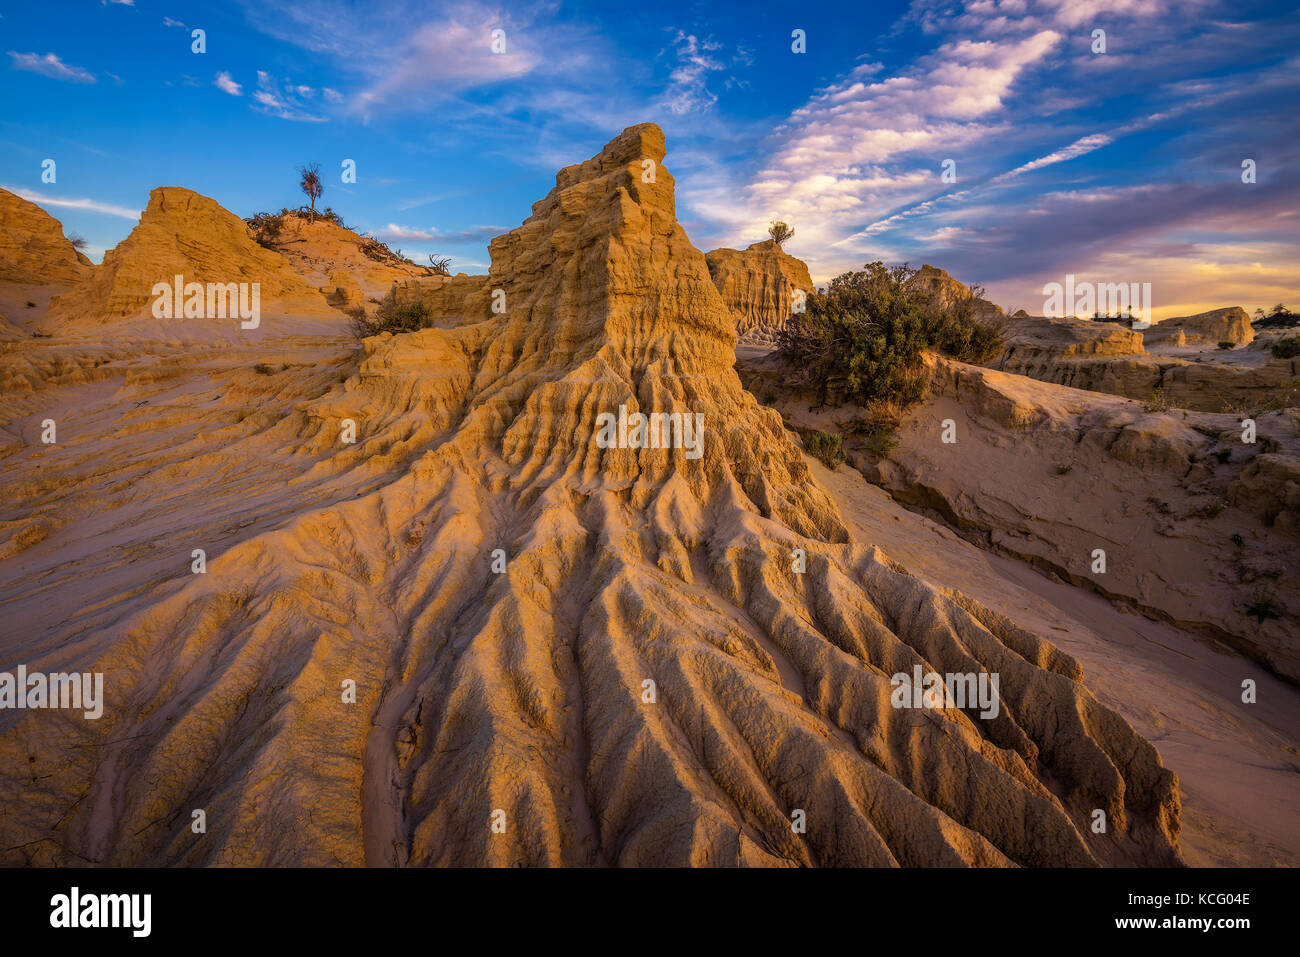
top-left (908, 264), bottom-right (1005, 322)
top-left (1145, 307), bottom-right (1254, 347)
top-left (704, 240), bottom-right (813, 343)
top-left (0, 187), bottom-right (93, 285)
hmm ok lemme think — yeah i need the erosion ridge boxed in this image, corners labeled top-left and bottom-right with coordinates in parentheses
top-left (46, 187), bottom-right (321, 325)
top-left (0, 124), bottom-right (1182, 867)
top-left (705, 240), bottom-right (814, 345)
top-left (0, 188), bottom-right (93, 286)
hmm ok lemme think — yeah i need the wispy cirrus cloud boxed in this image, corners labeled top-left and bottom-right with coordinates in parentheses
top-left (380, 223), bottom-right (507, 242)
top-left (658, 32), bottom-right (725, 115)
top-left (235, 0), bottom-right (603, 117)
top-left (251, 71), bottom-right (325, 122)
top-left (3, 185), bottom-right (140, 220)
top-left (8, 51), bottom-right (96, 83)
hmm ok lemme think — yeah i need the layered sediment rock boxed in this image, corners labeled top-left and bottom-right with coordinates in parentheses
top-left (0, 187), bottom-right (93, 285)
top-left (996, 315), bottom-right (1293, 412)
top-left (0, 125), bottom-right (1181, 867)
top-left (47, 187), bottom-right (318, 322)
top-left (863, 358), bottom-right (1300, 682)
top-left (1146, 307), bottom-right (1254, 348)
top-left (270, 214), bottom-right (434, 303)
top-left (908, 264), bottom-right (1005, 322)
top-left (705, 240), bottom-right (813, 344)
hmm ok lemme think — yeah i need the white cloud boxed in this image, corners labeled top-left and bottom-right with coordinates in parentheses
top-left (659, 32), bottom-right (725, 115)
top-left (214, 71), bottom-right (242, 96)
top-left (999, 133), bottom-right (1113, 178)
top-left (8, 51), bottom-right (96, 83)
top-left (2, 184), bottom-right (140, 220)
top-left (162, 16), bottom-right (185, 28)
top-left (380, 223), bottom-right (506, 242)
top-left (250, 71), bottom-right (326, 122)
top-left (235, 0), bottom-right (603, 116)
top-left (685, 29), bottom-right (1061, 268)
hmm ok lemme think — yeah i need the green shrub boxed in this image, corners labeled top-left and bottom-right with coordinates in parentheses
top-left (861, 430), bottom-right (899, 458)
top-left (363, 290), bottom-right (434, 336)
top-left (253, 363), bottom-right (275, 375)
top-left (1215, 448), bottom-right (1231, 463)
top-left (1231, 533), bottom-right (1244, 547)
top-left (1055, 463), bottom-right (1073, 474)
top-left (802, 430), bottom-right (846, 469)
top-left (776, 261), bottom-right (1004, 411)
top-left (1144, 388), bottom-right (1170, 413)
top-left (1244, 587), bottom-right (1282, 624)
top-left (1217, 340), bottom-right (1234, 350)
top-left (1271, 336), bottom-right (1300, 359)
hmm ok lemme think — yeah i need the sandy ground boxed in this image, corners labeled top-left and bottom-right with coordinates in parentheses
top-left (807, 455), bottom-right (1300, 865)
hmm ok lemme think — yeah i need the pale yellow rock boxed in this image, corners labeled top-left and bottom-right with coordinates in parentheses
top-left (271, 213), bottom-right (432, 302)
top-left (1147, 307), bottom-right (1254, 347)
top-left (705, 240), bottom-right (814, 343)
top-left (907, 264), bottom-right (1005, 322)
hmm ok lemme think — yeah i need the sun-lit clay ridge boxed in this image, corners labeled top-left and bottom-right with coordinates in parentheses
top-left (0, 124), bottom-right (1180, 867)
top-left (46, 187), bottom-right (318, 323)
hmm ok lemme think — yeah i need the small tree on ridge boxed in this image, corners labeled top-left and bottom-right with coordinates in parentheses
top-left (299, 163), bottom-right (323, 222)
top-left (768, 221), bottom-right (794, 247)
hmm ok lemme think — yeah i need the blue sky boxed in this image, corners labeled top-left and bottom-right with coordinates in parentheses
top-left (2, 0), bottom-right (1297, 318)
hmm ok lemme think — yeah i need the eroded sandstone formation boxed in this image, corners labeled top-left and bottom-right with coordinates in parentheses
top-left (47, 187), bottom-right (318, 323)
top-left (0, 187), bottom-right (93, 285)
top-left (996, 315), bottom-right (1293, 412)
top-left (705, 240), bottom-right (814, 344)
top-left (1146, 307), bottom-right (1255, 348)
top-left (907, 264), bottom-right (1005, 323)
top-left (0, 125), bottom-right (1182, 867)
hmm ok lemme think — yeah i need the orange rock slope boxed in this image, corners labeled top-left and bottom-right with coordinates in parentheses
top-left (46, 187), bottom-right (319, 324)
top-left (0, 124), bottom-right (1181, 867)
top-left (0, 187), bottom-right (93, 285)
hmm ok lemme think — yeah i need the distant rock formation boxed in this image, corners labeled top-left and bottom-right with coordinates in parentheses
top-left (0, 187), bottom-right (93, 285)
top-left (48, 187), bottom-right (318, 322)
top-left (1145, 307), bottom-right (1254, 347)
top-left (704, 239), bottom-right (813, 344)
top-left (995, 314), bottom-right (1293, 412)
top-left (907, 264), bottom-right (1005, 322)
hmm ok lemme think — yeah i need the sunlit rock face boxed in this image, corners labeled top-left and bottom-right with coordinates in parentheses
top-left (0, 124), bottom-right (1181, 868)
